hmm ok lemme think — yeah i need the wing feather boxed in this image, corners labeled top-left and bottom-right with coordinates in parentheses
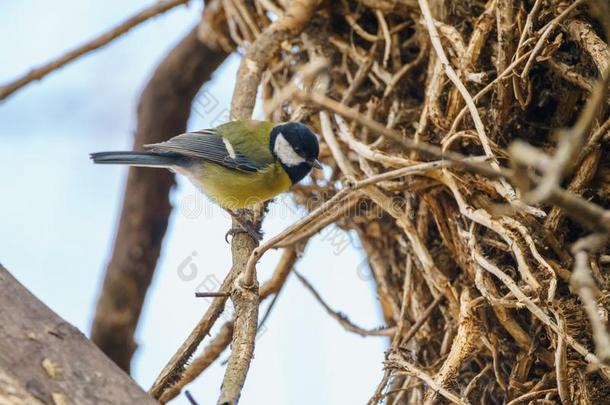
top-left (145, 129), bottom-right (262, 172)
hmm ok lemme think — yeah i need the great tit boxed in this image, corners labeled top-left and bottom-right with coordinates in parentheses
top-left (91, 120), bottom-right (321, 213)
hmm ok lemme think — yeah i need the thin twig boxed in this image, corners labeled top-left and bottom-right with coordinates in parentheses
top-left (521, 0), bottom-right (587, 79)
top-left (505, 389), bottom-right (558, 405)
top-left (552, 309), bottom-right (569, 404)
top-left (195, 292), bottom-right (230, 298)
top-left (471, 236), bottom-right (610, 378)
top-left (0, 0), bottom-right (189, 101)
top-left (400, 294), bottom-right (444, 346)
top-left (375, 10), bottom-right (392, 67)
top-left (295, 271), bottom-right (396, 337)
top-left (185, 390), bottom-right (200, 405)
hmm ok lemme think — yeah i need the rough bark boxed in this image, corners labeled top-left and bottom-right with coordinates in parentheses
top-left (0, 265), bottom-right (157, 405)
top-left (90, 27), bottom-right (229, 373)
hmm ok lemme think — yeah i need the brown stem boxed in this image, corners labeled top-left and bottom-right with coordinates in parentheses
top-left (216, 1), bottom-right (322, 404)
top-left (216, 280), bottom-right (259, 405)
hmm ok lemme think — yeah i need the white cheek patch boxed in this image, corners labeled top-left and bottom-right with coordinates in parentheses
top-left (274, 133), bottom-right (306, 167)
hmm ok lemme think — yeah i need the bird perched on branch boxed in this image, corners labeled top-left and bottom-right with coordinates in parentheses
top-left (91, 120), bottom-right (321, 240)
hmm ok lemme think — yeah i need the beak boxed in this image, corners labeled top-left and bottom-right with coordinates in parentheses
top-left (311, 159), bottom-right (322, 169)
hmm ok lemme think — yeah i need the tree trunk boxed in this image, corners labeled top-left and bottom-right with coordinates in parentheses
top-left (0, 265), bottom-right (157, 405)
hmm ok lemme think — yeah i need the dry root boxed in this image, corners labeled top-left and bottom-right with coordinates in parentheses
top-left (233, 0), bottom-right (610, 403)
top-left (157, 0), bottom-right (610, 402)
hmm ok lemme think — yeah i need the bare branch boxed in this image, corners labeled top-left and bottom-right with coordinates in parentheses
top-left (295, 271), bottom-right (396, 337)
top-left (217, 277), bottom-right (259, 405)
top-left (0, 0), bottom-right (189, 101)
top-left (149, 259), bottom-right (241, 398)
top-left (214, 2), bottom-right (323, 403)
top-left (159, 322), bottom-right (233, 403)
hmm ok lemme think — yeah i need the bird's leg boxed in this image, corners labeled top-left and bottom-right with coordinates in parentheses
top-left (224, 209), bottom-right (263, 242)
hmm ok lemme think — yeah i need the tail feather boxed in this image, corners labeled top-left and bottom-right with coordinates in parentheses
top-left (90, 151), bottom-right (180, 168)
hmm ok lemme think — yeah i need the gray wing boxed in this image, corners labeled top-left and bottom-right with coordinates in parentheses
top-left (145, 129), bottom-right (262, 172)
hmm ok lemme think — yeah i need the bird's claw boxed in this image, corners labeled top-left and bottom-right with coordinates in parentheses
top-left (224, 209), bottom-right (263, 243)
top-left (224, 225), bottom-right (263, 243)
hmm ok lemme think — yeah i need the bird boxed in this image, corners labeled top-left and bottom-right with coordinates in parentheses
top-left (90, 120), bottom-right (321, 240)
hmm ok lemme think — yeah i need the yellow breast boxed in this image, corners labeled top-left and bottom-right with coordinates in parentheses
top-left (192, 162), bottom-right (293, 210)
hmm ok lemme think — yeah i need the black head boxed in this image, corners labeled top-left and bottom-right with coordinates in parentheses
top-left (269, 122), bottom-right (321, 184)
